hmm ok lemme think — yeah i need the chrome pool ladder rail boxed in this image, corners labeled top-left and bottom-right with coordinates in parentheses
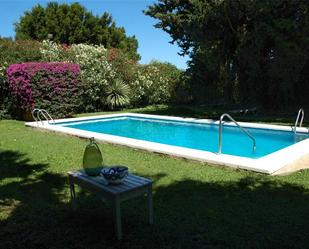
top-left (218, 113), bottom-right (256, 154)
top-left (31, 108), bottom-right (55, 125)
top-left (32, 108), bottom-right (44, 125)
top-left (40, 109), bottom-right (55, 123)
top-left (31, 108), bottom-right (40, 123)
top-left (294, 108), bottom-right (304, 134)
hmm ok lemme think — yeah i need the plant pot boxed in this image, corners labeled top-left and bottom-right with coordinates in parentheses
top-left (23, 110), bottom-right (33, 121)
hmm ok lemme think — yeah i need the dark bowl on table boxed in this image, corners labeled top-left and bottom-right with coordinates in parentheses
top-left (100, 166), bottom-right (129, 185)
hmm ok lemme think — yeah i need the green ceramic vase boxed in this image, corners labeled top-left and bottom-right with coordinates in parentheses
top-left (83, 137), bottom-right (103, 176)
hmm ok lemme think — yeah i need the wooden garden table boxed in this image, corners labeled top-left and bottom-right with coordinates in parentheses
top-left (68, 170), bottom-right (153, 240)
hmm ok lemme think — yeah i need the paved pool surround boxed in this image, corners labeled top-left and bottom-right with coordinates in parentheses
top-left (26, 113), bottom-right (309, 174)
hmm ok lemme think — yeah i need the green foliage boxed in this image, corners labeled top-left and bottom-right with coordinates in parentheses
top-left (145, 0), bottom-right (309, 109)
top-left (41, 40), bottom-right (116, 112)
top-left (40, 40), bottom-right (183, 110)
top-left (130, 61), bottom-right (183, 106)
top-left (6, 62), bottom-right (81, 119)
top-left (1, 39), bottom-right (183, 116)
top-left (0, 75), bottom-right (9, 119)
top-left (0, 39), bottom-right (43, 117)
top-left (0, 39), bottom-right (42, 64)
top-left (105, 79), bottom-right (130, 110)
top-left (41, 39), bottom-right (116, 89)
top-left (68, 43), bottom-right (115, 86)
top-left (15, 2), bottom-right (140, 60)
top-left (40, 39), bottom-right (67, 62)
top-left (108, 48), bottom-right (139, 86)
top-left (77, 81), bottom-right (106, 113)
top-left (149, 60), bottom-right (184, 102)
top-left (0, 63), bottom-right (7, 115)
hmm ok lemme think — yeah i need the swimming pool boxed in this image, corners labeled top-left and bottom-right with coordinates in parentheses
top-left (26, 113), bottom-right (309, 174)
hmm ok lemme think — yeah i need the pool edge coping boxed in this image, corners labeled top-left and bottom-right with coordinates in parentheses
top-left (25, 113), bottom-right (309, 174)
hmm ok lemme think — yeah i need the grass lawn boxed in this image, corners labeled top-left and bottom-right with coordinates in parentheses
top-left (79, 104), bottom-right (308, 126)
top-left (1, 105), bottom-right (309, 249)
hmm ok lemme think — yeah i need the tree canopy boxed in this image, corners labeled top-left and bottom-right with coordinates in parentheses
top-left (15, 2), bottom-right (140, 60)
top-left (145, 0), bottom-right (309, 109)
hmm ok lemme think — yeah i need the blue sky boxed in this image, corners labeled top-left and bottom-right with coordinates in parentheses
top-left (0, 0), bottom-right (189, 69)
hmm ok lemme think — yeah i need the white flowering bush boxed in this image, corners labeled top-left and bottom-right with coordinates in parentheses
top-left (130, 64), bottom-right (177, 105)
top-left (0, 61), bottom-right (9, 118)
top-left (68, 44), bottom-right (117, 111)
top-left (41, 40), bottom-right (115, 84)
top-left (0, 61), bottom-right (8, 76)
top-left (68, 43), bottom-right (115, 85)
top-left (40, 41), bottom-right (182, 110)
top-left (40, 40), bottom-right (117, 111)
top-left (0, 61), bottom-right (8, 86)
top-left (41, 40), bottom-right (64, 62)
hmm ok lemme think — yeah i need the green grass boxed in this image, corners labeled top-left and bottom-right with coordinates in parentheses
top-left (1, 106), bottom-right (309, 249)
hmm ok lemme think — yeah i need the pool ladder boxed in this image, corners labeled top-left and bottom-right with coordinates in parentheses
top-left (218, 113), bottom-right (256, 154)
top-left (293, 108), bottom-right (304, 134)
top-left (32, 108), bottom-right (55, 125)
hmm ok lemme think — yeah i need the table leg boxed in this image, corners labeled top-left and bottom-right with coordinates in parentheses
top-left (147, 185), bottom-right (154, 224)
top-left (69, 176), bottom-right (77, 211)
top-left (114, 198), bottom-right (122, 240)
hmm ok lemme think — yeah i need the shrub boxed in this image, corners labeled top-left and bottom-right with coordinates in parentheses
top-left (105, 79), bottom-right (130, 110)
top-left (129, 61), bottom-right (183, 106)
top-left (68, 43), bottom-right (115, 84)
top-left (6, 62), bottom-right (81, 119)
top-left (0, 61), bottom-right (9, 102)
top-left (0, 39), bottom-right (43, 118)
top-left (0, 62), bottom-right (9, 119)
top-left (40, 39), bottom-right (68, 62)
top-left (0, 39), bottom-right (42, 64)
top-left (41, 40), bottom-right (116, 111)
top-left (40, 40), bottom-right (185, 110)
top-left (108, 48), bottom-right (138, 84)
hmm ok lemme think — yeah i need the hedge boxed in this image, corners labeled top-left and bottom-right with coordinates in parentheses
top-left (6, 62), bottom-right (81, 118)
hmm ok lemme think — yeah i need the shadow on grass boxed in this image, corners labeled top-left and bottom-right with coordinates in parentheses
top-left (1, 152), bottom-right (309, 249)
top-left (0, 150), bottom-right (47, 180)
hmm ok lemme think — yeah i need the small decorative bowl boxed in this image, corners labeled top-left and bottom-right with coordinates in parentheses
top-left (100, 166), bottom-right (129, 185)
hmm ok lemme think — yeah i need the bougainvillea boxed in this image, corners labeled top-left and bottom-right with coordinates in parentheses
top-left (39, 40), bottom-right (184, 111)
top-left (40, 40), bottom-right (118, 111)
top-left (6, 62), bottom-right (81, 118)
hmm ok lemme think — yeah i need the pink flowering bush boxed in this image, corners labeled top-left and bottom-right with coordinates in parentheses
top-left (6, 62), bottom-right (81, 118)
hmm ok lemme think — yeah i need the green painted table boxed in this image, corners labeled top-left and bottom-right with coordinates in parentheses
top-left (68, 170), bottom-right (153, 240)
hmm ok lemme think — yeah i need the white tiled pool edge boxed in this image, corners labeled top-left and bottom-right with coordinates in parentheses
top-left (25, 113), bottom-right (309, 174)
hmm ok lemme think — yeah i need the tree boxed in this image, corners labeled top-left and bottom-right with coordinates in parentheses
top-left (15, 2), bottom-right (140, 60)
top-left (145, 0), bottom-right (309, 109)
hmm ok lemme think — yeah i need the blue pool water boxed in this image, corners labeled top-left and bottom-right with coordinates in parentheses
top-left (56, 116), bottom-right (308, 159)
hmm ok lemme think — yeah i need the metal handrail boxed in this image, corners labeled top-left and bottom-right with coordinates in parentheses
top-left (38, 110), bottom-right (50, 123)
top-left (294, 108), bottom-right (304, 134)
top-left (39, 109), bottom-right (55, 123)
top-left (31, 108), bottom-right (54, 125)
top-left (31, 109), bottom-right (41, 125)
top-left (218, 113), bottom-right (256, 154)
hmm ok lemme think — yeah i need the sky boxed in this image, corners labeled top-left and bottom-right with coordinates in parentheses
top-left (0, 0), bottom-right (189, 69)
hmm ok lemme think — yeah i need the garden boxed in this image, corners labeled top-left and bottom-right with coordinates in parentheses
top-left (1, 1), bottom-right (309, 248)
top-left (0, 39), bottom-right (183, 120)
top-left (1, 107), bottom-right (309, 249)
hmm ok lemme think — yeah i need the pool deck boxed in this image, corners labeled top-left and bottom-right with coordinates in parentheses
top-left (25, 113), bottom-right (309, 175)
top-left (272, 154), bottom-right (309, 175)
